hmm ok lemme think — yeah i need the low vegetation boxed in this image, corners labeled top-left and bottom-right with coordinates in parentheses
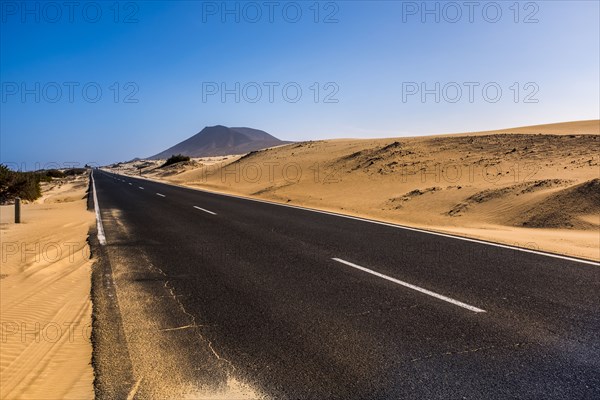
top-left (0, 164), bottom-right (88, 203)
top-left (161, 154), bottom-right (190, 168)
top-left (0, 165), bottom-right (43, 202)
top-left (45, 169), bottom-right (66, 178)
top-left (64, 168), bottom-right (87, 176)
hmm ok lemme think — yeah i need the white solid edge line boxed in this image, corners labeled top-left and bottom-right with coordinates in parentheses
top-left (193, 206), bottom-right (217, 215)
top-left (104, 170), bottom-right (599, 266)
top-left (91, 171), bottom-right (107, 245)
top-left (332, 258), bottom-right (486, 313)
top-left (156, 193), bottom-right (166, 197)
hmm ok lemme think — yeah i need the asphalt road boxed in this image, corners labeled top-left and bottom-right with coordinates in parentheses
top-left (90, 169), bottom-right (600, 399)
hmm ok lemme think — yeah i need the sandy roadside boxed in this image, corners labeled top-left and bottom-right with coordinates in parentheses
top-left (0, 174), bottom-right (95, 399)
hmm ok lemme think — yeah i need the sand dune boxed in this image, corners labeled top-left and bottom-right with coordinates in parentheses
top-left (112, 121), bottom-right (600, 261)
top-left (514, 178), bottom-right (600, 229)
top-left (450, 119), bottom-right (599, 136)
top-left (0, 174), bottom-right (94, 399)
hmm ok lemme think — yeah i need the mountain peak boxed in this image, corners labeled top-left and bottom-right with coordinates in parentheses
top-left (149, 126), bottom-right (291, 159)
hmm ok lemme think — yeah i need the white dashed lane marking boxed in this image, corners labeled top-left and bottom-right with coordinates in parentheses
top-left (193, 206), bottom-right (217, 215)
top-left (332, 258), bottom-right (486, 313)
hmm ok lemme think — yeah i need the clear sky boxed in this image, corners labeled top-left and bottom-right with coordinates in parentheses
top-left (1, 0), bottom-right (599, 168)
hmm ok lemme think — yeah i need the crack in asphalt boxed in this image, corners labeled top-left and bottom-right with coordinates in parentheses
top-left (410, 342), bottom-right (529, 362)
top-left (143, 255), bottom-right (237, 373)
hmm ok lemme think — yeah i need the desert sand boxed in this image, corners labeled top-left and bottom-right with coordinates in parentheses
top-left (112, 120), bottom-right (599, 261)
top-left (0, 174), bottom-right (94, 399)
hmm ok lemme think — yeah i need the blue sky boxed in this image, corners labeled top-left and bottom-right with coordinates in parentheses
top-left (1, 0), bottom-right (599, 168)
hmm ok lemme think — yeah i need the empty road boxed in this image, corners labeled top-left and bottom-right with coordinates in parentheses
top-left (90, 169), bottom-right (600, 399)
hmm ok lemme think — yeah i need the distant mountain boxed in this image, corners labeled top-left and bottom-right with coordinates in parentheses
top-left (149, 125), bottom-right (291, 159)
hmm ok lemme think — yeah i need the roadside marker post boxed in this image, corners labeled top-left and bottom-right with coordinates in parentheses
top-left (15, 197), bottom-right (21, 223)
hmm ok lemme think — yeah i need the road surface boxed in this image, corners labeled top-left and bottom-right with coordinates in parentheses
top-left (90, 169), bottom-right (600, 399)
